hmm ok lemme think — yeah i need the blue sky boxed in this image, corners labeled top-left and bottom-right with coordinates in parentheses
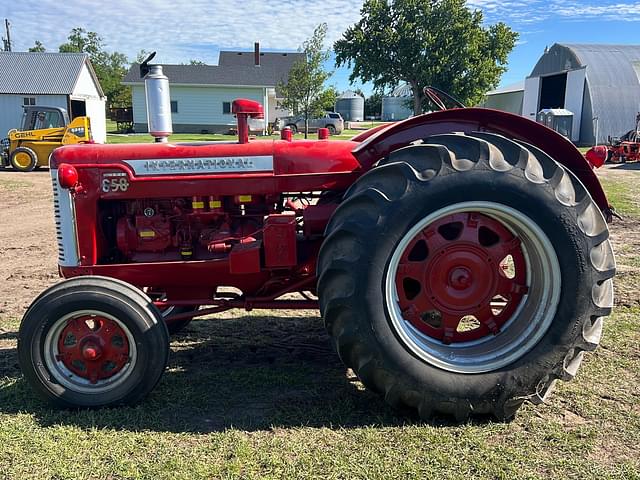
top-left (2, 0), bottom-right (640, 96)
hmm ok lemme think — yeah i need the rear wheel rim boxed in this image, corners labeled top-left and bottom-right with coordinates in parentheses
top-left (385, 202), bottom-right (561, 373)
top-left (43, 310), bottom-right (138, 394)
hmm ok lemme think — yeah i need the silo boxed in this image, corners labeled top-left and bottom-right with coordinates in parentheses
top-left (382, 84), bottom-right (414, 121)
top-left (335, 91), bottom-right (365, 121)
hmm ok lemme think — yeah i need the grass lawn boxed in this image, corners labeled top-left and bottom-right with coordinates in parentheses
top-left (0, 165), bottom-right (638, 478)
top-left (105, 117), bottom-right (365, 144)
top-left (106, 131), bottom-right (361, 144)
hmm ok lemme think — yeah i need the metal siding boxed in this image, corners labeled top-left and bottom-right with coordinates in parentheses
top-left (522, 77), bottom-right (541, 120)
top-left (0, 94), bottom-right (67, 137)
top-left (482, 91), bottom-right (524, 115)
top-left (580, 83), bottom-right (595, 145)
top-left (336, 96), bottom-right (365, 121)
top-left (132, 86), bottom-right (148, 124)
top-left (132, 85), bottom-right (265, 127)
top-left (564, 68), bottom-right (586, 142)
top-left (0, 52), bottom-right (88, 94)
top-left (381, 97), bottom-right (413, 121)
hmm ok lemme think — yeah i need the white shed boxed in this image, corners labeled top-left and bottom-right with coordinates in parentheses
top-left (0, 52), bottom-right (107, 143)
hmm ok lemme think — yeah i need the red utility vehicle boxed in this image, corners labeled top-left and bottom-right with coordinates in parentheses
top-left (17, 57), bottom-right (615, 421)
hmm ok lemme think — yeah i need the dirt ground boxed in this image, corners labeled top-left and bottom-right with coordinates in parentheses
top-left (0, 165), bottom-right (637, 319)
top-left (0, 171), bottom-right (59, 321)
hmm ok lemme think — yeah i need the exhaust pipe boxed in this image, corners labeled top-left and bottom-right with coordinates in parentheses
top-left (140, 52), bottom-right (172, 142)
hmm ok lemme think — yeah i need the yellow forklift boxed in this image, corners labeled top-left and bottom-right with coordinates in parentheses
top-left (1, 106), bottom-right (92, 172)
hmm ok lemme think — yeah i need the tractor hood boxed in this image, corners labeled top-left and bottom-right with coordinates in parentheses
top-left (51, 139), bottom-right (361, 177)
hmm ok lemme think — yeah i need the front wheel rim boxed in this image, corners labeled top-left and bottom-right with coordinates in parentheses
top-left (13, 152), bottom-right (32, 169)
top-left (385, 202), bottom-right (561, 374)
top-left (43, 310), bottom-right (138, 394)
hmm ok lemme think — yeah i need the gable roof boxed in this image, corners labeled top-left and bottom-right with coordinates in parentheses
top-left (122, 50), bottom-right (303, 88)
top-left (218, 50), bottom-right (304, 69)
top-left (0, 52), bottom-right (104, 96)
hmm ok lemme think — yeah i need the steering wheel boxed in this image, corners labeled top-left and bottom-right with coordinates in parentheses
top-left (423, 86), bottom-right (466, 111)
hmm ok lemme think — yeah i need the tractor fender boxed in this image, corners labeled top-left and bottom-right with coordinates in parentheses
top-left (352, 108), bottom-right (610, 214)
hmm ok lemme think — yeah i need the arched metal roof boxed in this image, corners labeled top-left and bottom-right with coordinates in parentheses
top-left (531, 44), bottom-right (640, 143)
top-left (389, 84), bottom-right (413, 97)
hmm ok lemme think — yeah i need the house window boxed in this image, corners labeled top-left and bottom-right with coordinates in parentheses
top-left (170, 101), bottom-right (178, 113)
top-left (223, 102), bottom-right (231, 114)
top-left (23, 97), bottom-right (36, 106)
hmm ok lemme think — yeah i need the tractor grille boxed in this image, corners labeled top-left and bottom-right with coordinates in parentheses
top-left (51, 170), bottom-right (79, 267)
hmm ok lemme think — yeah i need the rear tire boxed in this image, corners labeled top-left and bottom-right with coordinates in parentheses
top-left (318, 132), bottom-right (615, 421)
top-left (18, 276), bottom-right (169, 408)
top-left (327, 125), bottom-right (337, 135)
top-left (10, 146), bottom-right (37, 172)
top-left (286, 124), bottom-right (297, 134)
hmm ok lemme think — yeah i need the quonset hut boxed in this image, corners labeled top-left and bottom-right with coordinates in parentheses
top-left (521, 44), bottom-right (640, 145)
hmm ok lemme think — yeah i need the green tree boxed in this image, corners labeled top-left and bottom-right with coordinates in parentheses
top-left (28, 40), bottom-right (45, 52)
top-left (135, 49), bottom-right (152, 63)
top-left (278, 23), bottom-right (335, 138)
top-left (365, 91), bottom-right (383, 118)
top-left (334, 0), bottom-right (518, 114)
top-left (59, 28), bottom-right (131, 107)
top-left (317, 85), bottom-right (339, 112)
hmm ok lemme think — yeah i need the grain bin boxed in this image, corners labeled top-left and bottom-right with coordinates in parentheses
top-left (382, 84), bottom-right (413, 121)
top-left (335, 91), bottom-right (365, 122)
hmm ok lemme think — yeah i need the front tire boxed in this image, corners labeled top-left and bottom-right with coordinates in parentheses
top-left (18, 276), bottom-right (169, 408)
top-left (10, 146), bottom-right (37, 172)
top-left (318, 132), bottom-right (615, 421)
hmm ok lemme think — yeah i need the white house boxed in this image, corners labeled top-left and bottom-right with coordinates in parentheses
top-left (122, 45), bottom-right (303, 134)
top-left (0, 52), bottom-right (107, 143)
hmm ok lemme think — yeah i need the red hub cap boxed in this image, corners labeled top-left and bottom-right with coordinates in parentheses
top-left (56, 316), bottom-right (130, 384)
top-left (396, 212), bottom-right (529, 344)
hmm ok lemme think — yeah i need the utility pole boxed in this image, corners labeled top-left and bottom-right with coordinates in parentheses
top-left (2, 19), bottom-right (11, 52)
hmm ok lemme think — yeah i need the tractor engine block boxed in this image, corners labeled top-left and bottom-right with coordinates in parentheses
top-left (109, 195), bottom-right (273, 262)
top-left (100, 193), bottom-right (331, 272)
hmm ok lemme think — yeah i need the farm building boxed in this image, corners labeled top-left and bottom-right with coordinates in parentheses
top-left (123, 45), bottom-right (303, 134)
top-left (382, 84), bottom-right (413, 121)
top-left (482, 81), bottom-right (524, 115)
top-left (0, 52), bottom-right (107, 143)
top-left (484, 43), bottom-right (640, 145)
top-left (335, 91), bottom-right (364, 121)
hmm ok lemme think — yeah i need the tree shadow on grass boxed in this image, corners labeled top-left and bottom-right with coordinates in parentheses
top-left (0, 313), bottom-right (459, 433)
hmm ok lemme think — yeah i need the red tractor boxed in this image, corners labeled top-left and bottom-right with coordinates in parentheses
top-left (607, 113), bottom-right (640, 163)
top-left (17, 57), bottom-right (616, 421)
